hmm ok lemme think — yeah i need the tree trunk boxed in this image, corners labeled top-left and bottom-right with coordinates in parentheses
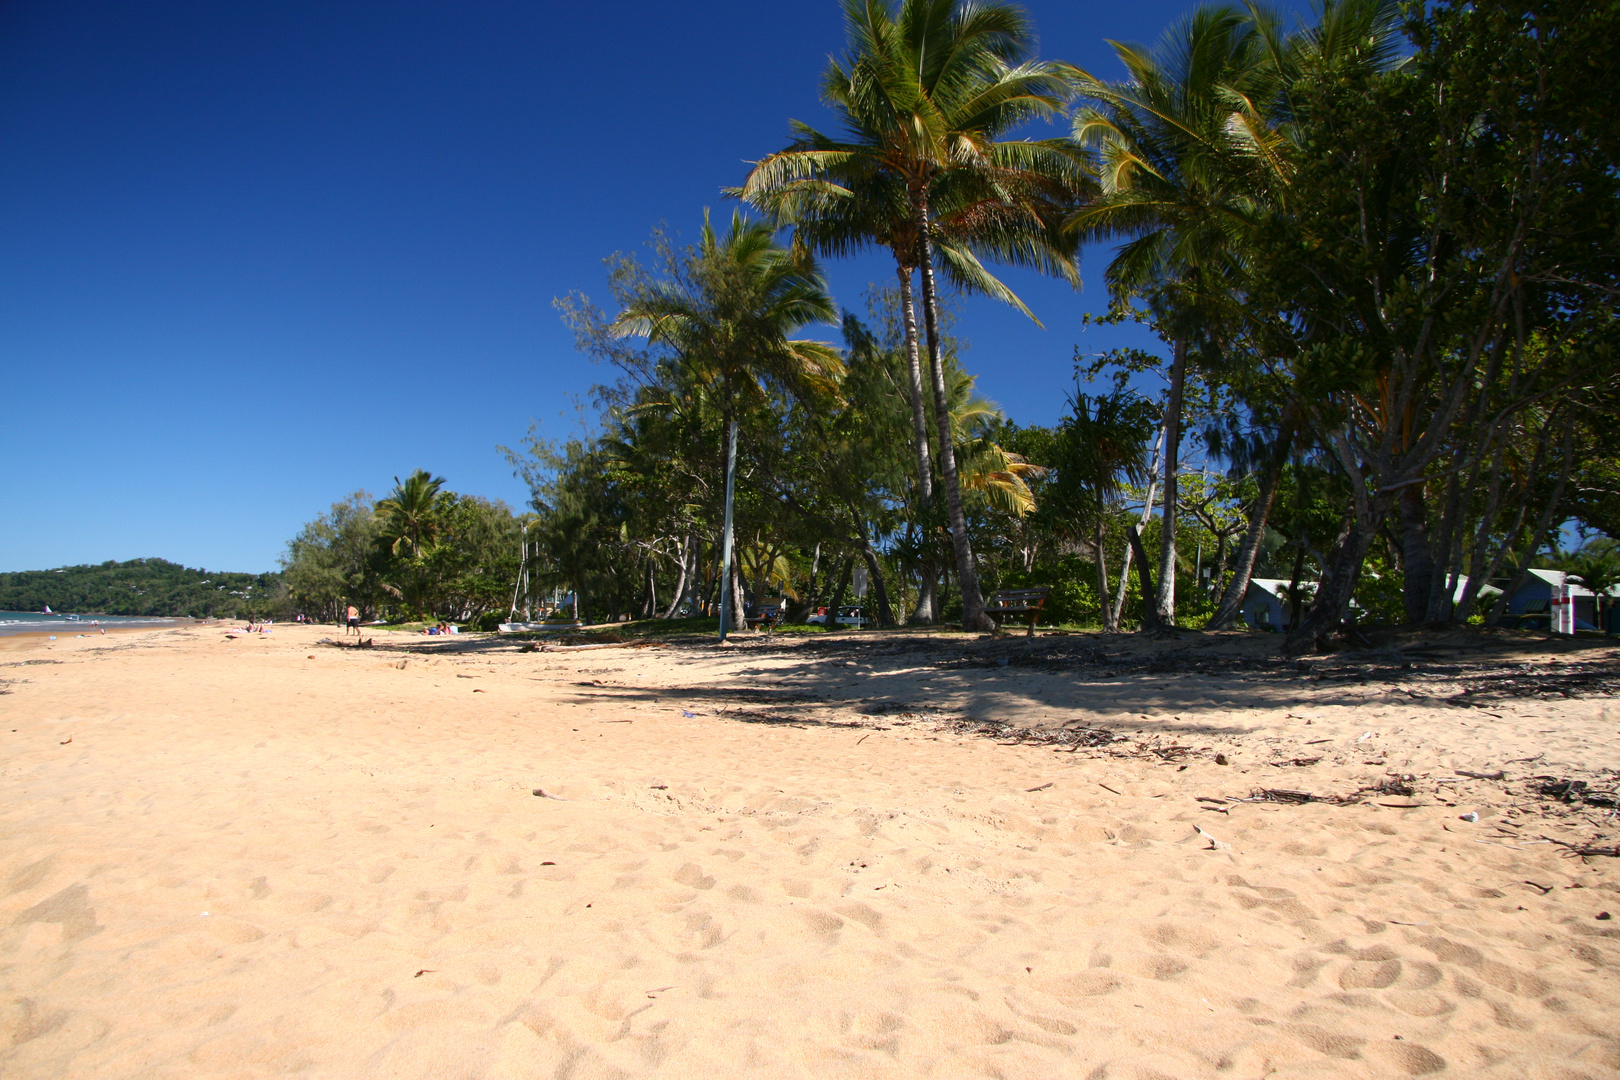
top-left (1286, 540), bottom-right (1307, 629)
top-left (897, 265), bottom-right (938, 625)
top-left (1154, 338), bottom-right (1187, 625)
top-left (1127, 524), bottom-right (1162, 631)
top-left (1208, 408), bottom-right (1296, 630)
top-left (825, 556), bottom-right (854, 633)
top-left (1285, 512), bottom-right (1374, 654)
top-left (1095, 492), bottom-right (1115, 632)
top-left (789, 541), bottom-right (823, 624)
top-left (911, 548), bottom-right (938, 624)
top-left (858, 531), bottom-right (895, 628)
top-left (660, 533), bottom-right (691, 619)
top-left (730, 554), bottom-right (749, 635)
top-left (914, 195), bottom-right (993, 633)
top-left (1112, 431), bottom-right (1164, 628)
top-left (896, 263), bottom-right (935, 507)
top-left (642, 555), bottom-right (657, 620)
top-left (717, 416), bottom-right (740, 641)
top-left (1398, 482), bottom-right (1436, 624)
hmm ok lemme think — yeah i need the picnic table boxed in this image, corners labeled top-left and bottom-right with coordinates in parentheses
top-left (985, 586), bottom-right (1052, 637)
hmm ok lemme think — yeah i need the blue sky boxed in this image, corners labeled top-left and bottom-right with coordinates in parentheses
top-left (0, 0), bottom-right (1315, 574)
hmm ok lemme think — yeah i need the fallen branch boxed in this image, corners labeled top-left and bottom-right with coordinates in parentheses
top-left (1542, 836), bottom-right (1620, 857)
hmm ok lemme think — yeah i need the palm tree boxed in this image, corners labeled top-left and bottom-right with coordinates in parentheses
top-left (611, 211), bottom-right (841, 640)
top-left (376, 470), bottom-right (447, 558)
top-left (1069, 5), bottom-right (1285, 627)
top-left (1566, 552), bottom-right (1620, 635)
top-left (1057, 392), bottom-right (1154, 631)
top-left (739, 0), bottom-right (1086, 632)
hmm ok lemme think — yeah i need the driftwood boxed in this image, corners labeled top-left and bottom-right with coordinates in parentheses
top-left (525, 640), bottom-right (661, 653)
top-left (1542, 836), bottom-right (1620, 858)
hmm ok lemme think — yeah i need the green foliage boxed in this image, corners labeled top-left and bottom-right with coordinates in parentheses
top-left (280, 482), bottom-right (522, 623)
top-left (0, 559), bottom-right (279, 619)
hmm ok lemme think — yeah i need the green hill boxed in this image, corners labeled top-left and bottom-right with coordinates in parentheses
top-left (0, 559), bottom-right (283, 618)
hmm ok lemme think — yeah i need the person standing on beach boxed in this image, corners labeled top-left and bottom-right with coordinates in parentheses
top-left (346, 605), bottom-right (360, 636)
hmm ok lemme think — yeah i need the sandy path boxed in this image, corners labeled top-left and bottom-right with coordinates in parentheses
top-left (2, 625), bottom-right (1617, 1078)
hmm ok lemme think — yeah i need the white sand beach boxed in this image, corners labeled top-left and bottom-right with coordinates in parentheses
top-left (2, 623), bottom-right (1617, 1078)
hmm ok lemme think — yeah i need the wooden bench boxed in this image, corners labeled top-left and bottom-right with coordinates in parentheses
top-left (986, 587), bottom-right (1052, 637)
top-left (746, 599), bottom-right (788, 635)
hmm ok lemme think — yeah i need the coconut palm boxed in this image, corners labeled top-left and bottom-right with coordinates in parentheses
top-left (611, 211), bottom-right (841, 639)
top-left (1069, 5), bottom-right (1287, 627)
top-left (1566, 552), bottom-right (1620, 635)
top-left (738, 0), bottom-right (1087, 632)
top-left (376, 470), bottom-right (448, 558)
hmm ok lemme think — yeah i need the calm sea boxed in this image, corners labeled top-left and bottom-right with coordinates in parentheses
top-left (0, 611), bottom-right (188, 637)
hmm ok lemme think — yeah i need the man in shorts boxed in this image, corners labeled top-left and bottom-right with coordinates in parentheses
top-left (346, 605), bottom-right (361, 636)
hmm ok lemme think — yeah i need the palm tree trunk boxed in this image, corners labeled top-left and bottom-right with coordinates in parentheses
top-left (717, 416), bottom-right (740, 641)
top-left (1154, 339), bottom-right (1187, 625)
top-left (914, 198), bottom-right (992, 633)
top-left (897, 264), bottom-right (938, 625)
top-left (896, 264), bottom-right (935, 506)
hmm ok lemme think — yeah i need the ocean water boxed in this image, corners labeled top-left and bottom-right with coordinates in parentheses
top-left (0, 611), bottom-right (187, 636)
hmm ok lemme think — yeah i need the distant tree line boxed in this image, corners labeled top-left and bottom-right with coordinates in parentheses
top-left (0, 559), bottom-right (281, 618)
top-left (279, 477), bottom-right (523, 626)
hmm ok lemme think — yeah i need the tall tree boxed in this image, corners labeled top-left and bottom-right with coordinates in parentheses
top-left (1050, 391), bottom-right (1156, 631)
top-left (611, 211), bottom-right (842, 639)
top-left (739, 0), bottom-right (1086, 632)
top-left (1070, 4), bottom-right (1284, 627)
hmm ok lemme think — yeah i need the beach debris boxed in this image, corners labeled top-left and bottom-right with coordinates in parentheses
top-left (1098, 782), bottom-right (1122, 795)
top-left (1253, 787), bottom-right (1315, 804)
top-left (59, 737), bottom-right (71, 745)
top-left (1459, 812), bottom-right (1480, 822)
top-left (1215, 753), bottom-right (1229, 765)
top-left (541, 861), bottom-right (556, 866)
top-left (1361, 775), bottom-right (1416, 798)
top-left (1357, 731), bottom-right (1375, 743)
top-left (414, 970), bottom-right (435, 977)
top-left (1541, 836), bottom-right (1620, 858)
top-left (1026, 782), bottom-right (1054, 792)
top-left (1522, 880), bottom-right (1552, 894)
top-left (1195, 826), bottom-right (1231, 851)
top-left (855, 733), bottom-right (871, 746)
top-left (531, 788), bottom-right (567, 800)
top-left (681, 710), bottom-right (699, 717)
top-left (1457, 769), bottom-right (1506, 780)
top-left (1535, 778), bottom-right (1619, 807)
top-left (937, 718), bottom-right (1116, 750)
top-left (1600, 912), bottom-right (1612, 920)
top-left (1269, 756), bottom-right (1322, 768)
